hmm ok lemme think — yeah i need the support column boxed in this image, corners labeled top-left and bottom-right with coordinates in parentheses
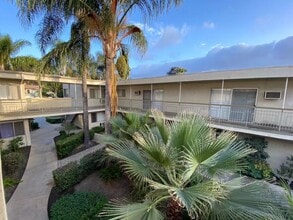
top-left (179, 82), bottom-right (182, 102)
top-left (129, 85), bottom-right (132, 109)
top-left (0, 157), bottom-right (8, 220)
top-left (150, 84), bottom-right (153, 101)
top-left (220, 79), bottom-right (225, 104)
top-left (282, 77), bottom-right (288, 109)
top-left (23, 120), bottom-right (31, 146)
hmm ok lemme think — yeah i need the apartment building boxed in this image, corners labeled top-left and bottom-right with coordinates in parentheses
top-left (0, 67), bottom-right (293, 170)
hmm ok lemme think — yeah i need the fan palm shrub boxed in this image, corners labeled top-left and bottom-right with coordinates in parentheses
top-left (101, 110), bottom-right (286, 219)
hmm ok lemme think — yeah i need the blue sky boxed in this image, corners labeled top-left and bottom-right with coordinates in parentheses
top-left (1, 0), bottom-right (293, 78)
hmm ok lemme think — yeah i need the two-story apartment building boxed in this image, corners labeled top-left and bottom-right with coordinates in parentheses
top-left (0, 67), bottom-right (293, 170)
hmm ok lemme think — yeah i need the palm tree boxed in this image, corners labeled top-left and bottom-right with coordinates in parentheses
top-left (101, 110), bottom-right (286, 219)
top-left (0, 34), bottom-right (30, 70)
top-left (15, 0), bottom-right (182, 134)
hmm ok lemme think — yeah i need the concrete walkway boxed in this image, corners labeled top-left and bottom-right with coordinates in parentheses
top-left (7, 118), bottom-right (59, 220)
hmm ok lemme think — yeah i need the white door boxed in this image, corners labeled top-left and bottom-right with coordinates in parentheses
top-left (152, 90), bottom-right (164, 111)
top-left (210, 89), bottom-right (232, 120)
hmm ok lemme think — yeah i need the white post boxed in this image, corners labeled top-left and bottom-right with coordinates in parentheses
top-left (129, 85), bottom-right (132, 109)
top-left (279, 77), bottom-right (289, 131)
top-left (220, 80), bottom-right (225, 119)
top-left (0, 157), bottom-right (8, 220)
top-left (179, 82), bottom-right (182, 112)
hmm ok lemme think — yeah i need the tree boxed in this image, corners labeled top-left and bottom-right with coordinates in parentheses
top-left (15, 0), bottom-right (182, 134)
top-left (167, 66), bottom-right (187, 75)
top-left (9, 56), bottom-right (40, 72)
top-left (116, 47), bottom-right (130, 80)
top-left (0, 34), bottom-right (30, 70)
top-left (101, 111), bottom-right (286, 219)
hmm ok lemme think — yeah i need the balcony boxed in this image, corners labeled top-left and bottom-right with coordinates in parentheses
top-left (118, 99), bottom-right (293, 140)
top-left (0, 98), bottom-right (105, 121)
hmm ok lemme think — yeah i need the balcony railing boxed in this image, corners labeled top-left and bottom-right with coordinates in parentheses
top-left (0, 98), bottom-right (105, 120)
top-left (118, 99), bottom-right (293, 133)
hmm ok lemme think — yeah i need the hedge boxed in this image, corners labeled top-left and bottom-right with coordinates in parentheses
top-left (56, 131), bottom-right (95, 159)
top-left (50, 192), bottom-right (107, 220)
top-left (91, 126), bottom-right (105, 134)
top-left (53, 150), bottom-right (103, 192)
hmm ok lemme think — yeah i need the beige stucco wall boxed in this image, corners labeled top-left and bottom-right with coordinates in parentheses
top-left (89, 112), bottom-right (105, 129)
top-left (266, 137), bottom-right (293, 172)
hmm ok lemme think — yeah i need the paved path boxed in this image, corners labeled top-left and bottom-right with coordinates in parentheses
top-left (7, 118), bottom-right (59, 220)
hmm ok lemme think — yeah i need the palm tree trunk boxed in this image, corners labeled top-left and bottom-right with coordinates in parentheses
top-left (166, 198), bottom-right (183, 220)
top-left (0, 63), bottom-right (4, 71)
top-left (82, 69), bottom-right (90, 148)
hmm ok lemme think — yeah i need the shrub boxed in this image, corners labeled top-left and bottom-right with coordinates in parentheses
top-left (53, 162), bottom-right (81, 192)
top-left (100, 164), bottom-right (122, 182)
top-left (3, 178), bottom-right (21, 189)
top-left (79, 151), bottom-right (103, 177)
top-left (91, 126), bottom-right (105, 134)
top-left (8, 137), bottom-right (24, 152)
top-left (30, 120), bottom-right (39, 130)
top-left (56, 132), bottom-right (95, 159)
top-left (53, 150), bottom-right (103, 192)
top-left (278, 155), bottom-right (293, 180)
top-left (46, 116), bottom-right (64, 124)
top-left (241, 137), bottom-right (273, 180)
top-left (1, 152), bottom-right (22, 175)
top-left (50, 192), bottom-right (107, 220)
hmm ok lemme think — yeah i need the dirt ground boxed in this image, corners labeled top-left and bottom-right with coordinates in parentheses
top-left (74, 172), bottom-right (133, 200)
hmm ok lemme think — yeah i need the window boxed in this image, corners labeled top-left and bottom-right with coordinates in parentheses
top-left (0, 121), bottom-right (24, 138)
top-left (89, 88), bottom-right (99, 99)
top-left (0, 84), bottom-right (19, 99)
top-left (63, 89), bottom-right (69, 97)
top-left (118, 89), bottom-right (126, 97)
top-left (91, 113), bottom-right (97, 123)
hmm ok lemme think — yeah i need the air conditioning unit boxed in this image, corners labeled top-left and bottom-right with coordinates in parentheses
top-left (264, 91), bottom-right (281, 99)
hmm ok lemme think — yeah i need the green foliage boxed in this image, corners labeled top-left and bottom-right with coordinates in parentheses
top-left (79, 150), bottom-right (103, 176)
top-left (1, 152), bottom-right (22, 175)
top-left (30, 120), bottom-right (40, 130)
top-left (50, 192), bottom-right (107, 220)
top-left (0, 139), bottom-right (4, 150)
top-left (100, 164), bottom-right (122, 182)
top-left (167, 66), bottom-right (187, 75)
top-left (10, 56), bottom-right (40, 72)
top-left (116, 53), bottom-right (130, 80)
top-left (53, 150), bottom-right (103, 192)
top-left (53, 162), bottom-right (81, 192)
top-left (8, 137), bottom-right (24, 152)
top-left (46, 116), bottom-right (64, 124)
top-left (101, 110), bottom-right (284, 220)
top-left (3, 178), bottom-right (21, 189)
top-left (91, 126), bottom-right (105, 134)
top-left (61, 122), bottom-right (76, 136)
top-left (55, 131), bottom-right (94, 159)
top-left (278, 155), bottom-right (293, 179)
top-left (241, 137), bottom-right (273, 180)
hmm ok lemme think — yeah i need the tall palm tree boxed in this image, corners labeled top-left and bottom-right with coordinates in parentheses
top-left (0, 34), bottom-right (30, 70)
top-left (15, 0), bottom-right (182, 134)
top-left (101, 111), bottom-right (286, 219)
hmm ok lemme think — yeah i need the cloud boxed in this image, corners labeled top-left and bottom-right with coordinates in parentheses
top-left (155, 24), bottom-right (189, 48)
top-left (203, 21), bottom-right (215, 29)
top-left (130, 36), bottom-right (293, 78)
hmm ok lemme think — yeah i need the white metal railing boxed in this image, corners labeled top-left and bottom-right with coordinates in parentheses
top-left (0, 98), bottom-right (105, 118)
top-left (118, 99), bottom-right (293, 133)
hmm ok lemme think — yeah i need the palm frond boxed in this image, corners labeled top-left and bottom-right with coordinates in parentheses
top-left (151, 110), bottom-right (169, 144)
top-left (99, 199), bottom-right (164, 220)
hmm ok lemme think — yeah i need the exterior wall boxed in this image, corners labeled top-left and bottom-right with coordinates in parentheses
top-left (266, 137), bottom-right (293, 172)
top-left (0, 119), bottom-right (31, 148)
top-left (89, 112), bottom-right (105, 128)
top-left (73, 115), bottom-right (83, 128)
top-left (0, 79), bottom-right (21, 100)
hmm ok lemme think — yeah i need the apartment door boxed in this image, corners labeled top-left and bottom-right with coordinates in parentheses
top-left (143, 90), bottom-right (151, 110)
top-left (152, 90), bottom-right (164, 111)
top-left (230, 89), bottom-right (257, 122)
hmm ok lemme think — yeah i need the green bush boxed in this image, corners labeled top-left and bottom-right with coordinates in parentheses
top-left (46, 116), bottom-right (64, 124)
top-left (53, 150), bottom-right (103, 192)
top-left (3, 178), bottom-right (21, 189)
top-left (1, 152), bottom-right (22, 175)
top-left (8, 137), bottom-right (24, 152)
top-left (79, 151), bottom-right (103, 177)
top-left (53, 162), bottom-right (81, 192)
top-left (278, 155), bottom-right (293, 180)
top-left (100, 164), bottom-right (122, 182)
top-left (50, 192), bottom-right (107, 220)
top-left (56, 131), bottom-right (95, 159)
top-left (91, 126), bottom-right (105, 134)
top-left (241, 137), bottom-right (273, 180)
top-left (30, 120), bottom-right (39, 130)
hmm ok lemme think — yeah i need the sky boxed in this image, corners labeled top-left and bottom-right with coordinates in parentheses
top-left (1, 0), bottom-right (293, 78)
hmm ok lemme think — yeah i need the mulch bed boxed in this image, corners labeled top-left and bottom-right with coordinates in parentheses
top-left (3, 146), bottom-right (31, 202)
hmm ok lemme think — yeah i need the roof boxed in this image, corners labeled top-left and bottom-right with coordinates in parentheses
top-left (118, 66), bottom-right (293, 85)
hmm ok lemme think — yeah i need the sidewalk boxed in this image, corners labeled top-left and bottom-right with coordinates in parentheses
top-left (7, 118), bottom-right (59, 220)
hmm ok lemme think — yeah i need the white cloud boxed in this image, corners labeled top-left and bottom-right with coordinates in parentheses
top-left (155, 24), bottom-right (190, 48)
top-left (131, 36), bottom-right (293, 78)
top-left (203, 21), bottom-right (215, 29)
